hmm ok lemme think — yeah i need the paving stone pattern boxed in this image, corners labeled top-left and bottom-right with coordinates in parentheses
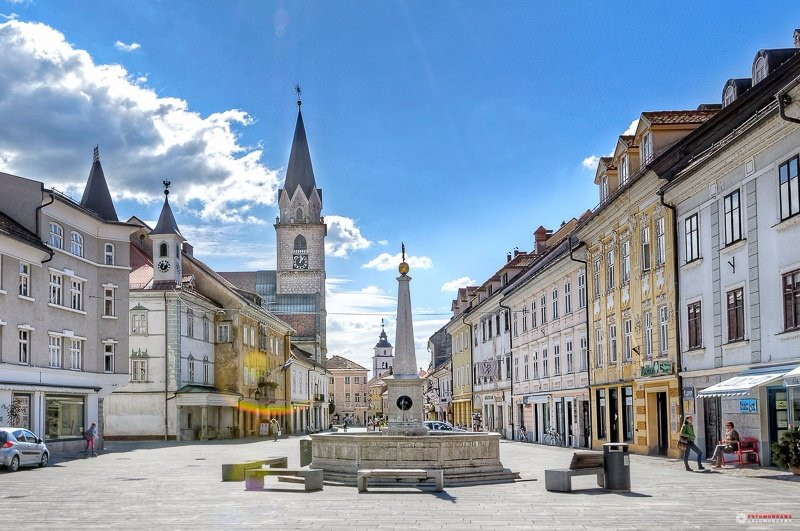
top-left (1, 430), bottom-right (798, 530)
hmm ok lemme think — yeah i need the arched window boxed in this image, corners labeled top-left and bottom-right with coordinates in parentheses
top-left (754, 56), bottom-right (767, 84)
top-left (159, 242), bottom-right (168, 257)
top-left (187, 355), bottom-right (195, 383)
top-left (723, 85), bottom-right (736, 107)
top-left (49, 222), bottom-right (63, 249)
top-left (104, 243), bottom-right (115, 265)
top-left (70, 231), bottom-right (84, 257)
top-left (296, 207), bottom-right (304, 222)
top-left (294, 235), bottom-right (307, 251)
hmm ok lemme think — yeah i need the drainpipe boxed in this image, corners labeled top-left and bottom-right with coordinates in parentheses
top-left (35, 191), bottom-right (56, 264)
top-left (164, 291), bottom-right (169, 441)
top-left (569, 236), bottom-right (591, 449)
top-left (499, 300), bottom-right (513, 441)
top-left (658, 191), bottom-right (685, 426)
top-left (777, 77), bottom-right (800, 124)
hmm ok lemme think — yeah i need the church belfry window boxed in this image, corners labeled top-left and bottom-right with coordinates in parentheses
top-left (294, 235), bottom-right (307, 251)
top-left (159, 242), bottom-right (168, 257)
top-left (296, 207), bottom-right (304, 222)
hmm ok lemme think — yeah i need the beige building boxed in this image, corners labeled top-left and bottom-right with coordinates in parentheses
top-left (446, 287), bottom-right (476, 429)
top-left (327, 355), bottom-right (368, 425)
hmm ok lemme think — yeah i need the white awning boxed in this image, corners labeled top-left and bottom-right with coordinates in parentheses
top-left (697, 371), bottom-right (788, 398)
top-left (785, 365), bottom-right (800, 387)
top-left (523, 394), bottom-right (550, 404)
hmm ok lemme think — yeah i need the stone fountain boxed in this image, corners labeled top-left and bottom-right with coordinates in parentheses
top-left (309, 246), bottom-right (518, 486)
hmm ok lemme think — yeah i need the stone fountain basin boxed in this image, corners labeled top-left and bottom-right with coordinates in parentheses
top-left (309, 431), bottom-right (519, 485)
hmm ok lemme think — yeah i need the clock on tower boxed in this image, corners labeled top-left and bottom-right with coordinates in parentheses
top-left (293, 254), bottom-right (309, 269)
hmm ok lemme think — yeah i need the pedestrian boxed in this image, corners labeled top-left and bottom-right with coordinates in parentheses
top-left (84, 422), bottom-right (98, 457)
top-left (680, 415), bottom-right (704, 471)
top-left (270, 419), bottom-right (280, 442)
top-left (709, 421), bottom-right (740, 468)
top-left (343, 417), bottom-right (349, 432)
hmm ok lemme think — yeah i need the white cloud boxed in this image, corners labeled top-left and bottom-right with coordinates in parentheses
top-left (440, 276), bottom-right (475, 292)
top-left (3, 0), bottom-right (30, 5)
top-left (622, 118), bottom-right (640, 136)
top-left (0, 20), bottom-right (280, 224)
top-left (377, 240), bottom-right (388, 246)
top-left (325, 215), bottom-right (372, 258)
top-left (362, 252), bottom-right (432, 271)
top-left (0, 13), bottom-right (18, 20)
top-left (581, 155), bottom-right (600, 170)
top-left (114, 40), bottom-right (140, 52)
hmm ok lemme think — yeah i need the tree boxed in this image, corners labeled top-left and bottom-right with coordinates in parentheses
top-left (1, 399), bottom-right (23, 427)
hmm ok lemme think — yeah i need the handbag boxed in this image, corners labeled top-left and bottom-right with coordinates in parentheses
top-left (677, 435), bottom-right (688, 450)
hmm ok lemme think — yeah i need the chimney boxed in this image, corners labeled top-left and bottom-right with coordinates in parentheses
top-left (506, 252), bottom-right (512, 263)
top-left (795, 29), bottom-right (800, 48)
top-left (534, 226), bottom-right (551, 254)
top-left (182, 242), bottom-right (193, 258)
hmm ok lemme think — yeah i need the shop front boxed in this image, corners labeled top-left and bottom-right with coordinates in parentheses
top-left (551, 389), bottom-right (591, 448)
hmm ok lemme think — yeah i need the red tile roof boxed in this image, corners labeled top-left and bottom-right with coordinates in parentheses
top-left (641, 110), bottom-right (719, 126)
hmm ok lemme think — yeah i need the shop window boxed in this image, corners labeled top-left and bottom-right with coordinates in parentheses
top-left (45, 395), bottom-right (85, 440)
top-left (623, 387), bottom-right (634, 442)
top-left (596, 389), bottom-right (607, 440)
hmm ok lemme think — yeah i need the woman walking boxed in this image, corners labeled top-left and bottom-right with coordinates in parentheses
top-left (680, 415), bottom-right (704, 472)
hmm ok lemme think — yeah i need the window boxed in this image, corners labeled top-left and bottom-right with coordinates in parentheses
top-left (354, 377), bottom-right (360, 384)
top-left (723, 85), bottom-right (736, 107)
top-left (49, 273), bottom-right (62, 305)
top-left (188, 356), bottom-right (195, 383)
top-left (551, 287), bottom-right (559, 319)
top-left (104, 344), bottom-right (114, 373)
top-left (242, 324), bottom-right (248, 345)
top-left (72, 281), bottom-right (84, 311)
top-left (609, 324), bottom-right (617, 363)
top-left (45, 395), bottom-right (84, 440)
top-left (203, 318), bottom-right (210, 341)
top-left (623, 386), bottom-right (634, 442)
top-left (641, 224), bottom-right (651, 272)
top-left (601, 177), bottom-right (609, 202)
top-left (540, 294), bottom-right (547, 324)
top-left (514, 356), bottom-right (519, 382)
top-left (565, 340), bottom-right (573, 373)
top-left (521, 307), bottom-right (528, 332)
top-left (723, 190), bottom-right (742, 245)
top-left (513, 311), bottom-right (518, 336)
top-left (783, 269), bottom-right (800, 331)
top-left (553, 344), bottom-right (560, 375)
top-left (541, 348), bottom-right (548, 377)
top-left (488, 318), bottom-right (493, 339)
top-left (159, 242), bottom-right (168, 257)
top-left (217, 324), bottom-right (230, 343)
top-left (531, 301), bottom-right (537, 328)
top-left (659, 306), bottom-right (669, 356)
top-left (655, 218), bottom-right (665, 266)
top-left (19, 262), bottom-right (30, 297)
top-left (779, 155), bottom-right (799, 221)
top-left (49, 335), bottom-right (62, 368)
top-left (621, 240), bottom-right (630, 284)
top-left (754, 56), bottom-right (767, 83)
top-left (355, 393), bottom-right (361, 403)
top-left (70, 232), bottom-right (83, 257)
top-left (345, 392), bottom-right (350, 403)
top-left (49, 222), bottom-right (63, 249)
top-left (102, 287), bottom-right (114, 316)
top-left (250, 327), bottom-right (255, 347)
top-left (593, 259), bottom-right (601, 297)
top-left (642, 132), bottom-right (654, 164)
top-left (595, 327), bottom-right (603, 367)
top-left (580, 336), bottom-right (588, 371)
top-left (294, 235), bottom-right (307, 251)
top-left (345, 376), bottom-right (350, 384)
top-left (688, 301), bottom-right (702, 349)
top-left (523, 354), bottom-right (529, 380)
top-left (578, 271), bottom-right (586, 309)
top-left (18, 329), bottom-right (29, 364)
top-left (203, 357), bottom-right (210, 384)
top-left (620, 154), bottom-right (629, 185)
top-left (606, 249), bottom-right (615, 290)
top-left (532, 351), bottom-right (539, 379)
top-left (564, 280), bottom-right (571, 314)
top-left (644, 311), bottom-right (653, 358)
top-left (131, 312), bottom-right (147, 335)
top-left (684, 214), bottom-right (700, 262)
top-left (504, 310), bottom-right (510, 332)
top-left (482, 320), bottom-right (486, 342)
top-left (69, 339), bottom-right (82, 370)
top-left (131, 352), bottom-right (148, 382)
top-left (624, 319), bottom-right (632, 361)
top-left (104, 243), bottom-right (115, 265)
top-left (727, 287), bottom-right (745, 341)
top-left (596, 389), bottom-right (607, 439)
top-left (496, 314), bottom-right (501, 335)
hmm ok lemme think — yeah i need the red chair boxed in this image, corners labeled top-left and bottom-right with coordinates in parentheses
top-left (721, 437), bottom-right (761, 466)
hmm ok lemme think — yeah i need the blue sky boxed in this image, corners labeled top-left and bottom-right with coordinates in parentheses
top-left (1, 1), bottom-right (799, 373)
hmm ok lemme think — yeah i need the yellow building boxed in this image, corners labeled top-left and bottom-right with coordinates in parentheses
top-left (446, 287), bottom-right (476, 429)
top-left (576, 110), bottom-right (718, 457)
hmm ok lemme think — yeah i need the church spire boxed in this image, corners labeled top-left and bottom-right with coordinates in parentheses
top-left (79, 145), bottom-right (118, 221)
top-left (282, 88), bottom-right (317, 200)
top-left (151, 180), bottom-right (182, 237)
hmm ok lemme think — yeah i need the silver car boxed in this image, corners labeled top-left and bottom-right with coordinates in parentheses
top-left (424, 421), bottom-right (466, 432)
top-left (0, 427), bottom-right (49, 472)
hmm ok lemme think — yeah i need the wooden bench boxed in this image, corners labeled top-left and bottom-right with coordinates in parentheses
top-left (245, 468), bottom-right (323, 491)
top-left (722, 437), bottom-right (761, 466)
top-left (221, 457), bottom-right (288, 481)
top-left (545, 452), bottom-right (605, 492)
top-left (357, 468), bottom-right (444, 492)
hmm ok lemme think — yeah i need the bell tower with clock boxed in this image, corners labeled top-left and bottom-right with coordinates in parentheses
top-left (151, 180), bottom-right (184, 286)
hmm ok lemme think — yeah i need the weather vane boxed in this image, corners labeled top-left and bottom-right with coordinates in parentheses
top-left (163, 179), bottom-right (171, 196)
top-left (295, 83), bottom-right (302, 107)
top-left (93, 145), bottom-right (100, 163)
top-left (401, 242), bottom-right (406, 262)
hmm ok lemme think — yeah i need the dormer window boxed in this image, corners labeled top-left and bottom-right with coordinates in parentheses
top-left (642, 133), bottom-right (654, 165)
top-left (620, 154), bottom-right (629, 186)
top-left (723, 85), bottom-right (736, 107)
top-left (754, 56), bottom-right (767, 84)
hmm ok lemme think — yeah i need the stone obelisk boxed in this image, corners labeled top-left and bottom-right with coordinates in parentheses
top-left (383, 244), bottom-right (427, 436)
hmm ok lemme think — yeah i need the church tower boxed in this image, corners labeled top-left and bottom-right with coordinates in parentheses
top-left (150, 180), bottom-right (184, 286)
top-left (372, 319), bottom-right (394, 378)
top-left (275, 91), bottom-right (327, 360)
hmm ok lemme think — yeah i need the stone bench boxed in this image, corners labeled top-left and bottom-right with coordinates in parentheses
top-left (357, 468), bottom-right (444, 492)
top-left (244, 468), bottom-right (323, 491)
top-left (221, 457), bottom-right (288, 481)
top-left (545, 452), bottom-right (605, 492)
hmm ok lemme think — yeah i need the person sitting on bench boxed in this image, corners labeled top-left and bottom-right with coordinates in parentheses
top-left (710, 421), bottom-right (740, 468)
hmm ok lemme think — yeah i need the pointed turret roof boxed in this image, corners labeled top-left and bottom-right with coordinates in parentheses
top-left (151, 181), bottom-right (182, 237)
top-left (80, 146), bottom-right (118, 221)
top-left (375, 319), bottom-right (392, 348)
top-left (283, 108), bottom-right (317, 199)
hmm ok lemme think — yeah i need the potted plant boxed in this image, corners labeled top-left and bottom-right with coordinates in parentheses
top-left (771, 427), bottom-right (800, 475)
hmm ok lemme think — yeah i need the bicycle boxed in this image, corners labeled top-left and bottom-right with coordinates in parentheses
top-left (517, 427), bottom-right (528, 442)
top-left (543, 426), bottom-right (562, 446)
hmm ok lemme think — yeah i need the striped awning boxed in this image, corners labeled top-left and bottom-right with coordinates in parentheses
top-left (697, 371), bottom-right (788, 398)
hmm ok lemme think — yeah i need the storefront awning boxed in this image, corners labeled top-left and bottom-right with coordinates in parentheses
top-left (523, 394), bottom-right (550, 404)
top-left (697, 369), bottom-right (790, 398)
top-left (784, 365), bottom-right (800, 387)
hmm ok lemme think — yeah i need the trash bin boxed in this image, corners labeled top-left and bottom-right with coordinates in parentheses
top-left (603, 442), bottom-right (630, 491)
top-left (300, 439), bottom-right (313, 467)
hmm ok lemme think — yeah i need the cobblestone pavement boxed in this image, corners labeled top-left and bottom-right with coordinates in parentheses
top-left (1, 430), bottom-right (798, 530)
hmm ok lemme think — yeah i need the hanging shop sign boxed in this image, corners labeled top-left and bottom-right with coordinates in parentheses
top-left (739, 398), bottom-right (758, 414)
top-left (640, 360), bottom-right (673, 377)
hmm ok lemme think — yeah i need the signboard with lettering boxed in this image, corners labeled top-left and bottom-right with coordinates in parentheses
top-left (640, 360), bottom-right (673, 377)
top-left (739, 398), bottom-right (758, 414)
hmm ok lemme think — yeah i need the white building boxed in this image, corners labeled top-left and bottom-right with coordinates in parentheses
top-left (660, 37), bottom-right (800, 464)
top-left (372, 320), bottom-right (394, 378)
top-left (0, 148), bottom-right (135, 454)
top-left (288, 346), bottom-right (328, 433)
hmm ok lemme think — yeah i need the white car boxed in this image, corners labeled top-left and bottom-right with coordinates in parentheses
top-left (0, 427), bottom-right (49, 472)
top-left (424, 421), bottom-right (466, 432)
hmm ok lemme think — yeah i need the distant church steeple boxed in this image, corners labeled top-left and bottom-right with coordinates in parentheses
top-left (372, 319), bottom-right (394, 378)
top-left (151, 180), bottom-right (184, 285)
top-left (79, 145), bottom-right (118, 221)
top-left (280, 87), bottom-right (319, 203)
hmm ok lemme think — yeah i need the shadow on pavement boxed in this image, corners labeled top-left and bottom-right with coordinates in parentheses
top-left (570, 488), bottom-right (652, 497)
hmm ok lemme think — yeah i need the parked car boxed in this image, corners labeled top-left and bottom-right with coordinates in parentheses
top-left (424, 421), bottom-right (466, 432)
top-left (0, 427), bottom-right (49, 472)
